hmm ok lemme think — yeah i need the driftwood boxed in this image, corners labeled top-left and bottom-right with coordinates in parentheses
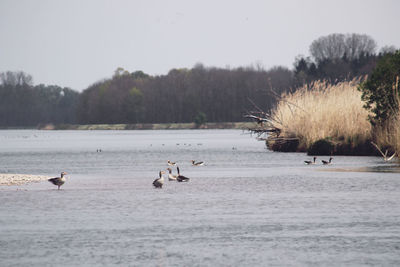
top-left (244, 97), bottom-right (300, 148)
top-left (370, 141), bottom-right (396, 161)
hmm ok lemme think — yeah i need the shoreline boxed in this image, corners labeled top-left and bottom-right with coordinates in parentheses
top-left (0, 174), bottom-right (51, 186)
top-left (37, 122), bottom-right (255, 130)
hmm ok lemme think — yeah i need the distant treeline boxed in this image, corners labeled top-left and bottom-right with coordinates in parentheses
top-left (0, 71), bottom-right (79, 127)
top-left (0, 33), bottom-right (397, 127)
top-left (77, 65), bottom-right (293, 124)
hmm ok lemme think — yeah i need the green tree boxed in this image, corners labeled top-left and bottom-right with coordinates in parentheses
top-left (194, 111), bottom-right (207, 127)
top-left (359, 51), bottom-right (400, 126)
top-left (123, 87), bottom-right (144, 123)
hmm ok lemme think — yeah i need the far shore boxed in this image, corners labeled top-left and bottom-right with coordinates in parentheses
top-left (0, 174), bottom-right (51, 186)
top-left (37, 122), bottom-right (255, 130)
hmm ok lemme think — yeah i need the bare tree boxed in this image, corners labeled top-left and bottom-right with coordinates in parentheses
top-left (0, 71), bottom-right (33, 86)
top-left (310, 33), bottom-right (377, 63)
top-left (380, 45), bottom-right (397, 55)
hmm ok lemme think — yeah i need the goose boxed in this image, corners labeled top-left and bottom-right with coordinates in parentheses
top-left (152, 171), bottom-right (165, 188)
top-left (304, 156), bottom-right (317, 165)
top-left (167, 160), bottom-right (176, 166)
top-left (322, 157), bottom-right (333, 165)
top-left (48, 172), bottom-right (67, 190)
top-left (371, 141), bottom-right (396, 161)
top-left (191, 160), bottom-right (204, 166)
top-left (166, 167), bottom-right (177, 181)
top-left (176, 166), bottom-right (190, 182)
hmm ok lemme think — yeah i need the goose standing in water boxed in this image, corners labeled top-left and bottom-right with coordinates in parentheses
top-left (304, 157), bottom-right (317, 165)
top-left (322, 157), bottom-right (333, 165)
top-left (191, 160), bottom-right (204, 166)
top-left (166, 168), bottom-right (177, 181)
top-left (176, 166), bottom-right (190, 182)
top-left (48, 172), bottom-right (68, 190)
top-left (153, 171), bottom-right (165, 188)
top-left (167, 160), bottom-right (177, 166)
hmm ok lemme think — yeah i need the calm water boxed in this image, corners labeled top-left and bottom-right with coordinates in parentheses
top-left (0, 129), bottom-right (400, 266)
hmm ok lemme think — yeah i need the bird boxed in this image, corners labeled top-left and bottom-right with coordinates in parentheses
top-left (48, 172), bottom-right (68, 190)
top-left (191, 160), bottom-right (204, 166)
top-left (244, 114), bottom-right (270, 126)
top-left (176, 166), bottom-right (190, 182)
top-left (167, 160), bottom-right (176, 166)
top-left (322, 157), bottom-right (333, 165)
top-left (371, 141), bottom-right (396, 161)
top-left (152, 171), bottom-right (165, 188)
top-left (166, 168), bottom-right (177, 181)
top-left (304, 156), bottom-right (317, 165)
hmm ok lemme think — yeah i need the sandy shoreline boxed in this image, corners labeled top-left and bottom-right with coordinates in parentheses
top-left (0, 174), bottom-right (51, 186)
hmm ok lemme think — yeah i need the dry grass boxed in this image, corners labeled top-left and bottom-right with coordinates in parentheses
top-left (271, 79), bottom-right (372, 149)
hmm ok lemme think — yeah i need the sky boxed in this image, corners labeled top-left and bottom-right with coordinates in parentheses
top-left (1, 0), bottom-right (399, 91)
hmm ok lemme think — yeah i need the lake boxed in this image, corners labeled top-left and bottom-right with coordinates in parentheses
top-left (1, 129), bottom-right (400, 266)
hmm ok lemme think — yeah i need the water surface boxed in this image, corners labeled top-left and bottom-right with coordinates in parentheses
top-left (1, 130), bottom-right (399, 266)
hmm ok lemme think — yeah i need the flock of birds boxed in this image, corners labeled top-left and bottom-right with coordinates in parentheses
top-left (47, 143), bottom-right (395, 190)
top-left (47, 159), bottom-right (205, 190)
top-left (304, 156), bottom-right (333, 165)
top-left (152, 160), bottom-right (204, 188)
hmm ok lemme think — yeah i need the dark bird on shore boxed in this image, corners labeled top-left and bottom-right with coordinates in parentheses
top-left (322, 157), bottom-right (333, 165)
top-left (167, 160), bottom-right (176, 166)
top-left (48, 172), bottom-right (67, 190)
top-left (371, 141), bottom-right (396, 161)
top-left (244, 115), bottom-right (270, 125)
top-left (304, 157), bottom-right (317, 165)
top-left (191, 160), bottom-right (204, 166)
top-left (166, 168), bottom-right (177, 181)
top-left (176, 166), bottom-right (190, 182)
top-left (153, 171), bottom-right (165, 188)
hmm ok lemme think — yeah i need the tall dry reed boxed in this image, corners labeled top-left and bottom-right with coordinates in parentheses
top-left (271, 79), bottom-right (372, 149)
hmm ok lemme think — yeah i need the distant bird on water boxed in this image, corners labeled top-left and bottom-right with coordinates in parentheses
top-left (322, 157), bottom-right (333, 165)
top-left (191, 160), bottom-right (204, 166)
top-left (176, 166), bottom-right (190, 182)
top-left (167, 160), bottom-right (176, 166)
top-left (153, 171), bottom-right (165, 188)
top-left (166, 168), bottom-right (177, 181)
top-left (304, 157), bottom-right (317, 165)
top-left (48, 172), bottom-right (68, 190)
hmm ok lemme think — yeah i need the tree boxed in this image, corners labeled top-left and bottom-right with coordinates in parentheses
top-left (0, 71), bottom-right (33, 86)
top-left (359, 51), bottom-right (400, 126)
top-left (380, 45), bottom-right (397, 55)
top-left (310, 33), bottom-right (377, 63)
top-left (123, 87), bottom-right (144, 123)
top-left (194, 111), bottom-right (207, 127)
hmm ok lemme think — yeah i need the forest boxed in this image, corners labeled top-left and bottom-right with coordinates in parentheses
top-left (0, 33), bottom-right (397, 127)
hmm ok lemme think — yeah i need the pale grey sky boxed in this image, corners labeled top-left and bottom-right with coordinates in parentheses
top-left (1, 0), bottom-right (399, 90)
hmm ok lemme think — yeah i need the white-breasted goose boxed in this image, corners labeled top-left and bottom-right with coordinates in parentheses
top-left (191, 160), bottom-right (204, 166)
top-left (304, 157), bottom-right (317, 165)
top-left (48, 172), bottom-right (67, 190)
top-left (153, 171), bottom-right (165, 188)
top-left (167, 160), bottom-right (176, 166)
top-left (176, 166), bottom-right (189, 182)
top-left (322, 157), bottom-right (333, 165)
top-left (166, 168), bottom-right (177, 181)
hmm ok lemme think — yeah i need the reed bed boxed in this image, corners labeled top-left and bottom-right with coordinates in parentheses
top-left (271, 79), bottom-right (372, 150)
